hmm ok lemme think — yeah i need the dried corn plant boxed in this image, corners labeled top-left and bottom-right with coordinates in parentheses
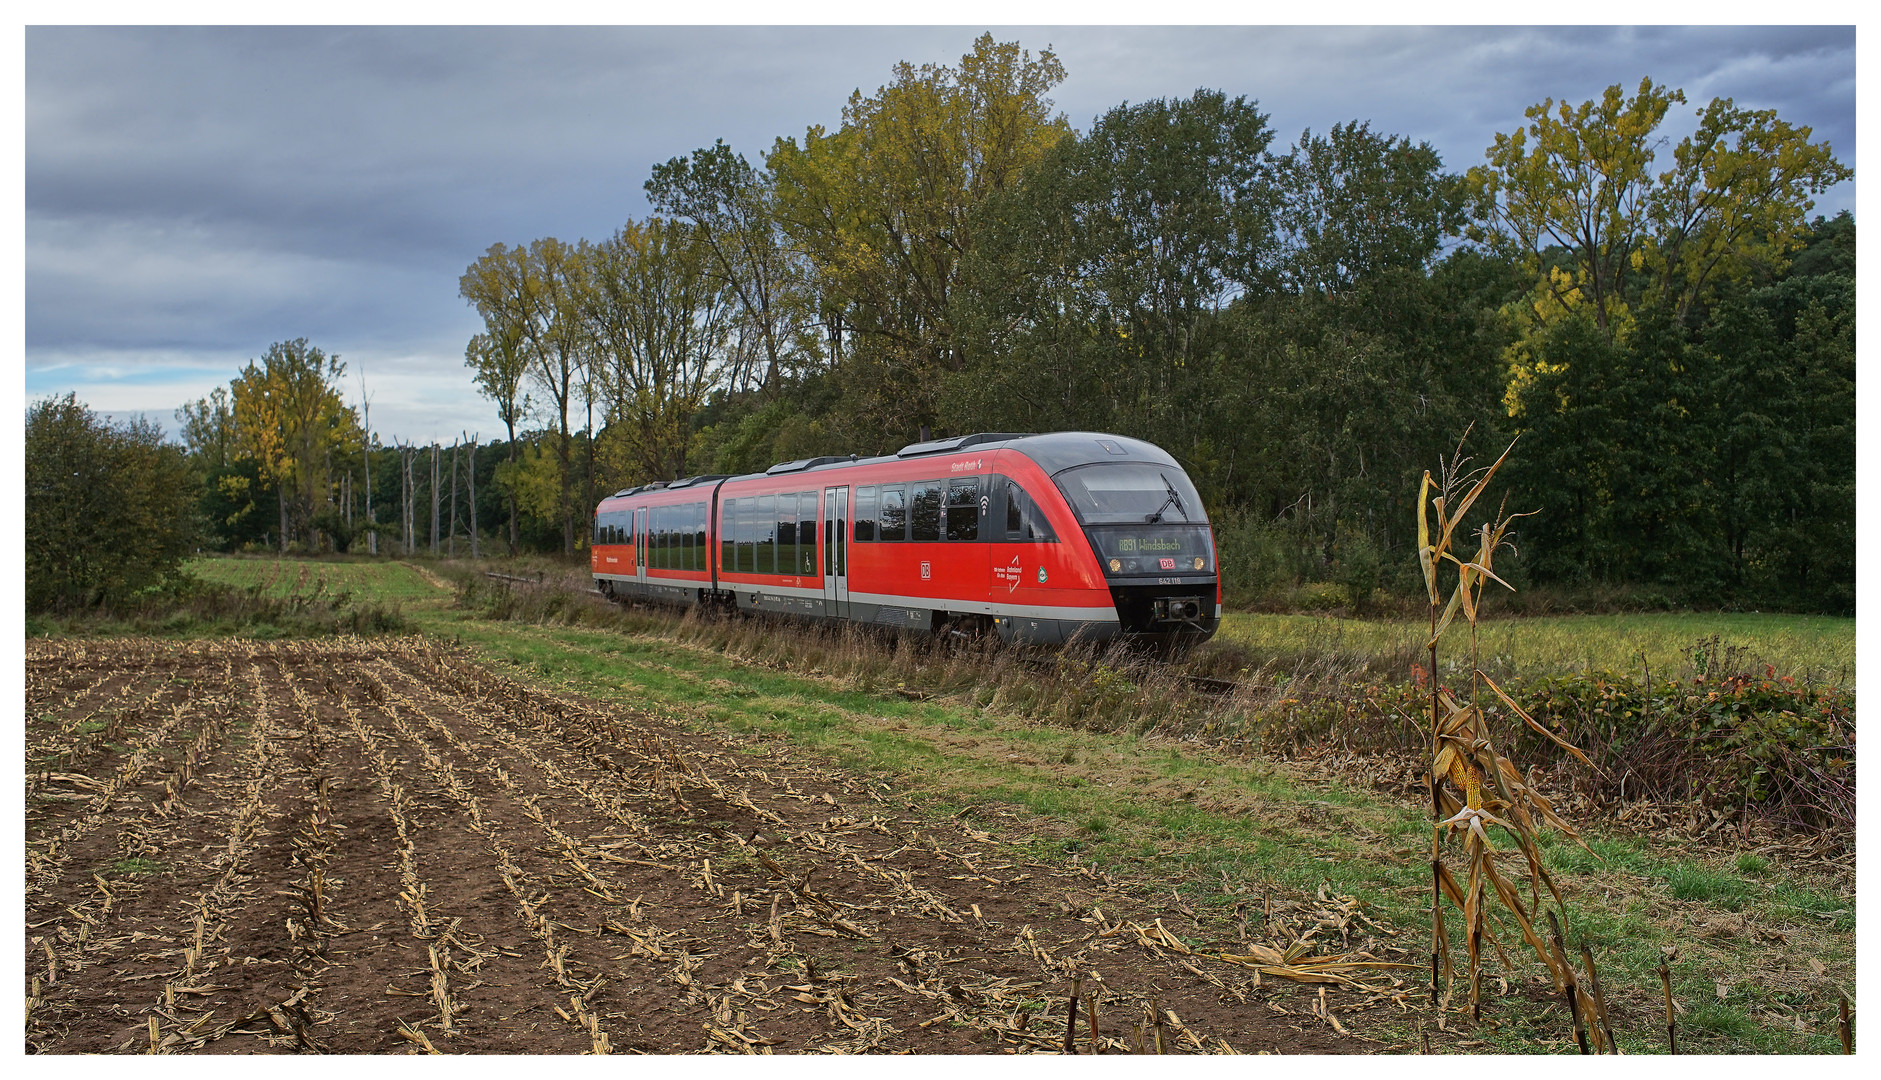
top-left (1418, 437), bottom-right (1603, 1033)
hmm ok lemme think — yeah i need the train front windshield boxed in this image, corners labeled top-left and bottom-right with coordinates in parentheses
top-left (1055, 463), bottom-right (1216, 577)
top-left (1055, 464), bottom-right (1207, 526)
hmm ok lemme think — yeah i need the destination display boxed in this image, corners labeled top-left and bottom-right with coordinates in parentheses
top-left (1085, 524), bottom-right (1215, 577)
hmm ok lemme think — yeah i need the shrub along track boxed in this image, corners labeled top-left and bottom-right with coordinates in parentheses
top-left (25, 636), bottom-right (1412, 1055)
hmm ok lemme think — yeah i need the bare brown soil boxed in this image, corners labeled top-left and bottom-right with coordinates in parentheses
top-left (24, 637), bottom-right (1413, 1055)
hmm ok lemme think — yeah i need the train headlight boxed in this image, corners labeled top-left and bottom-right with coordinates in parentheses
top-left (1109, 558), bottom-right (1122, 572)
top-left (1193, 556), bottom-right (1205, 570)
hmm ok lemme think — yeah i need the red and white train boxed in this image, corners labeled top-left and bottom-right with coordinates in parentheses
top-left (591, 431), bottom-right (1219, 646)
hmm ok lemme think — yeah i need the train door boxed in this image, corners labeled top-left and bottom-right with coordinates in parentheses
top-left (634, 506), bottom-right (648, 586)
top-left (822, 486), bottom-right (849, 619)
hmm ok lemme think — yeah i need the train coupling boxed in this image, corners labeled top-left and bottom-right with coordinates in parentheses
top-left (1150, 596), bottom-right (1204, 623)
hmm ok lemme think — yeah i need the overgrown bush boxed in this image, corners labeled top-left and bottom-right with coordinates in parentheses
top-left (1268, 654), bottom-right (1854, 838)
top-left (26, 394), bottom-right (198, 610)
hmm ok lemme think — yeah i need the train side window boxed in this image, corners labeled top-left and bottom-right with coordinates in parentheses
top-left (742, 498), bottom-right (759, 573)
top-left (1005, 480), bottom-right (1058, 542)
top-left (726, 498), bottom-right (744, 573)
top-left (695, 503), bottom-right (708, 571)
top-left (720, 502), bottom-right (733, 570)
top-left (683, 504), bottom-right (695, 571)
top-left (853, 486), bottom-right (877, 542)
top-left (945, 478), bottom-right (980, 541)
top-left (676, 505), bottom-right (689, 570)
top-left (911, 482), bottom-right (942, 541)
top-left (778, 496), bottom-right (797, 574)
top-left (675, 504), bottom-right (686, 570)
top-left (755, 494), bottom-right (775, 574)
top-left (653, 506), bottom-right (665, 569)
top-left (798, 492), bottom-right (818, 574)
top-left (747, 497), bottom-right (762, 573)
top-left (879, 486), bottom-right (906, 541)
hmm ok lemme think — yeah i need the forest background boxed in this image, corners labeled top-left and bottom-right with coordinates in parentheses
top-left (32, 35), bottom-right (1854, 616)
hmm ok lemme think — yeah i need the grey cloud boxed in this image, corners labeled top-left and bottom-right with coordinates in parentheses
top-left (26, 25), bottom-right (1855, 443)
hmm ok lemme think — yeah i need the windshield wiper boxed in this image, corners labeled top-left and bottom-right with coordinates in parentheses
top-left (1146, 474), bottom-right (1188, 523)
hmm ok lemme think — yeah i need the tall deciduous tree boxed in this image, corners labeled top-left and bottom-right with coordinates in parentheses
top-left (464, 331), bottom-right (529, 553)
top-left (228, 338), bottom-right (359, 550)
top-left (1644, 97), bottom-right (1853, 320)
top-left (767, 33), bottom-right (1071, 443)
top-left (953, 89), bottom-right (1281, 438)
top-left (1467, 77), bottom-right (1850, 344)
top-left (586, 218), bottom-right (733, 482)
top-left (1275, 121), bottom-right (1465, 294)
top-left (525, 238), bottom-right (591, 555)
top-left (177, 385), bottom-right (236, 470)
top-left (461, 246), bottom-right (537, 552)
top-left (647, 140), bottom-right (815, 394)
top-left (460, 239), bottom-right (588, 554)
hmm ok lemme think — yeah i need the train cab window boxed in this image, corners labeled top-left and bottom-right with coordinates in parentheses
top-left (911, 482), bottom-right (942, 541)
top-left (1005, 480), bottom-right (1057, 542)
top-left (945, 478), bottom-right (980, 541)
top-left (853, 486), bottom-right (877, 541)
top-left (797, 492), bottom-right (818, 574)
top-left (878, 486), bottom-right (906, 540)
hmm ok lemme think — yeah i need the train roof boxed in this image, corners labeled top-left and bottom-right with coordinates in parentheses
top-left (599, 432), bottom-right (1187, 506)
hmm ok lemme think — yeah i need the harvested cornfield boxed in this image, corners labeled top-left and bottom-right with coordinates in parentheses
top-left (24, 637), bottom-right (1410, 1055)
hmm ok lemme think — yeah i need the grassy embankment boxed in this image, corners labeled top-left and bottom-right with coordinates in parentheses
top-left (172, 556), bottom-right (1856, 1052)
top-left (1217, 611), bottom-right (1855, 687)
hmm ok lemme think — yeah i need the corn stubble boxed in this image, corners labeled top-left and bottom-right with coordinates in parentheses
top-left (1418, 438), bottom-right (1612, 1048)
top-left (27, 633), bottom-right (1417, 1054)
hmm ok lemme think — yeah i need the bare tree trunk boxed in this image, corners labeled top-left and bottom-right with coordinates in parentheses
top-left (584, 397), bottom-right (596, 549)
top-left (430, 443), bottom-right (441, 556)
top-left (468, 435), bottom-right (481, 559)
top-left (279, 484), bottom-right (288, 554)
top-left (504, 432), bottom-right (519, 555)
top-left (363, 399), bottom-right (376, 556)
top-left (407, 447), bottom-right (416, 556)
top-left (449, 440), bottom-right (461, 558)
top-left (401, 446), bottom-right (412, 555)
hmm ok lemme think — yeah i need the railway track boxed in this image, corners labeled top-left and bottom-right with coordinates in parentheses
top-left (491, 571), bottom-right (1266, 701)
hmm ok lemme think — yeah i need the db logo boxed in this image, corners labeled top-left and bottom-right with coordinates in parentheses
top-left (920, 561), bottom-right (932, 580)
top-left (1159, 557), bottom-right (1177, 570)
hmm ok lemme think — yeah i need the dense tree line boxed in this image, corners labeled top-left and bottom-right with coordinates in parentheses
top-left (40, 37), bottom-right (1839, 614)
top-left (449, 36), bottom-right (1850, 612)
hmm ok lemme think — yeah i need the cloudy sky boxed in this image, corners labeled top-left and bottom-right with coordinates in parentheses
top-left (23, 23), bottom-right (1857, 445)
